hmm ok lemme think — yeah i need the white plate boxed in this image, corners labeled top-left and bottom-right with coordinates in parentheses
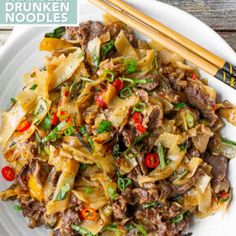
top-left (0, 0), bottom-right (236, 235)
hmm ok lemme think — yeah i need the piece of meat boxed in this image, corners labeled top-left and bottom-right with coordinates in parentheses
top-left (17, 164), bottom-right (29, 191)
top-left (53, 229), bottom-right (61, 236)
top-left (185, 80), bottom-right (218, 125)
top-left (147, 104), bottom-right (163, 133)
top-left (136, 70), bottom-right (160, 91)
top-left (112, 195), bottom-right (127, 220)
top-left (60, 209), bottom-right (81, 236)
top-left (204, 154), bottom-right (229, 193)
top-left (122, 125), bottom-right (136, 147)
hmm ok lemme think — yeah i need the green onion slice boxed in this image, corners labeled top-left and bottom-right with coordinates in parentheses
top-left (103, 69), bottom-right (115, 82)
top-left (133, 102), bottom-right (146, 112)
top-left (120, 86), bottom-right (132, 98)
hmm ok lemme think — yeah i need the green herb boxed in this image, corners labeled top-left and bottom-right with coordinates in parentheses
top-left (178, 141), bottom-right (188, 151)
top-left (10, 98), bottom-right (17, 105)
top-left (134, 132), bottom-right (149, 144)
top-left (120, 77), bottom-right (135, 84)
top-left (35, 132), bottom-right (42, 154)
top-left (157, 143), bottom-right (165, 170)
top-left (108, 186), bottom-right (116, 200)
top-left (69, 80), bottom-right (82, 100)
top-left (71, 224), bottom-right (95, 236)
top-left (92, 51), bottom-right (100, 68)
top-left (64, 126), bottom-right (75, 136)
top-left (30, 84), bottom-right (38, 91)
top-left (103, 69), bottom-right (115, 82)
top-left (112, 144), bottom-right (120, 157)
top-left (13, 205), bottom-right (22, 211)
top-left (174, 102), bottom-right (186, 109)
top-left (84, 187), bottom-right (93, 194)
top-left (9, 141), bottom-right (16, 148)
top-left (97, 120), bottom-right (112, 134)
top-left (80, 163), bottom-right (89, 171)
top-left (185, 113), bottom-right (194, 128)
top-left (133, 102), bottom-right (146, 112)
top-left (101, 40), bottom-right (115, 58)
top-left (102, 224), bottom-right (119, 232)
top-left (79, 126), bottom-right (87, 135)
top-left (42, 120), bottom-right (67, 142)
top-left (136, 224), bottom-right (147, 236)
top-left (221, 137), bottom-right (236, 146)
top-left (45, 26), bottom-right (66, 39)
top-left (120, 86), bottom-right (132, 98)
top-left (55, 183), bottom-right (71, 201)
top-left (166, 159), bottom-right (172, 165)
top-left (143, 201), bottom-right (160, 208)
top-left (124, 58), bottom-right (137, 74)
top-left (172, 214), bottom-right (184, 223)
top-left (81, 76), bottom-right (94, 83)
top-left (175, 168), bottom-right (188, 181)
top-left (78, 126), bottom-right (94, 151)
top-left (124, 150), bottom-right (137, 159)
top-left (126, 223), bottom-right (135, 231)
top-left (134, 78), bottom-right (154, 84)
top-left (118, 176), bottom-right (133, 191)
top-left (40, 114), bottom-right (51, 131)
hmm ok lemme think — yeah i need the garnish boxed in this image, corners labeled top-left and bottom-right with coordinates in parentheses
top-left (124, 58), bottom-right (137, 74)
top-left (221, 137), bottom-right (236, 146)
top-left (132, 112), bottom-right (146, 134)
top-left (97, 120), bottom-right (112, 134)
top-left (145, 153), bottom-right (160, 169)
top-left (157, 143), bottom-right (165, 170)
top-left (101, 40), bottom-right (115, 58)
top-left (84, 187), bottom-right (93, 194)
top-left (40, 114), bottom-right (51, 131)
top-left (136, 224), bottom-right (147, 236)
top-left (174, 102), bottom-right (186, 109)
top-left (71, 224), bottom-right (95, 236)
top-left (64, 126), bottom-right (75, 136)
top-left (55, 183), bottom-right (71, 201)
top-left (103, 69), bottom-right (115, 82)
top-left (45, 26), bottom-right (66, 39)
top-left (143, 201), bottom-right (161, 208)
top-left (172, 214), bottom-right (184, 223)
top-left (178, 141), bottom-right (188, 151)
top-left (219, 190), bottom-right (231, 202)
top-left (1, 166), bottom-right (15, 181)
top-left (134, 132), bottom-right (149, 144)
top-left (13, 205), bottom-right (22, 211)
top-left (120, 86), bottom-right (132, 98)
top-left (118, 176), bottom-right (133, 191)
top-left (30, 84), bottom-right (38, 91)
top-left (10, 98), bottom-right (17, 106)
top-left (185, 113), bottom-right (194, 128)
top-left (78, 126), bottom-right (94, 151)
top-left (102, 224), bottom-right (119, 232)
top-left (174, 168), bottom-right (188, 181)
top-left (51, 113), bottom-right (59, 125)
top-left (81, 207), bottom-right (97, 221)
top-left (95, 94), bottom-right (107, 109)
top-left (17, 120), bottom-right (31, 133)
top-left (80, 163), bottom-right (89, 171)
top-left (112, 144), bottom-right (120, 157)
top-left (69, 80), bottom-right (82, 100)
top-left (108, 186), bottom-right (116, 200)
top-left (132, 102), bottom-right (146, 113)
top-left (112, 79), bottom-right (124, 92)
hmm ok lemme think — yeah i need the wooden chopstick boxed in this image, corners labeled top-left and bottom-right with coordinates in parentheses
top-left (107, 0), bottom-right (236, 79)
top-left (88, 0), bottom-right (236, 89)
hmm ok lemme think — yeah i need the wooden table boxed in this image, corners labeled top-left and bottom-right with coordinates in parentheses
top-left (0, 0), bottom-right (236, 51)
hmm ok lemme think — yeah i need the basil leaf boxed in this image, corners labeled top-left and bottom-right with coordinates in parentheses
top-left (40, 114), bottom-right (51, 131)
top-left (97, 120), bottom-right (112, 134)
top-left (45, 26), bottom-right (66, 39)
top-left (101, 40), bottom-right (115, 58)
top-left (55, 183), bottom-right (71, 201)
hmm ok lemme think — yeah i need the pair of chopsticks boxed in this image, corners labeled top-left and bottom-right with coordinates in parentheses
top-left (88, 0), bottom-right (236, 89)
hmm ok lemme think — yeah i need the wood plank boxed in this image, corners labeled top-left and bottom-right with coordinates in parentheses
top-left (162, 0), bottom-right (236, 30)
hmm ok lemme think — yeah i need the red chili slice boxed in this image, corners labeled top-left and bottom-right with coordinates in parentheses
top-left (51, 113), bottom-right (59, 125)
top-left (219, 190), bottom-right (229, 200)
top-left (95, 94), bottom-right (107, 109)
top-left (132, 112), bottom-right (143, 124)
top-left (192, 73), bottom-right (198, 80)
top-left (17, 120), bottom-right (31, 133)
top-left (145, 153), bottom-right (160, 169)
top-left (64, 91), bottom-right (69, 97)
top-left (136, 123), bottom-right (147, 134)
top-left (112, 79), bottom-right (124, 92)
top-left (212, 103), bottom-right (217, 112)
top-left (1, 166), bottom-right (15, 181)
top-left (81, 207), bottom-right (97, 221)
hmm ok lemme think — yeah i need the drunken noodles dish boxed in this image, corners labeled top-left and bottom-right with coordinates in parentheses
top-left (1, 16), bottom-right (236, 236)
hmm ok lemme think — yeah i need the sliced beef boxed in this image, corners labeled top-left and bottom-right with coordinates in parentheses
top-left (17, 164), bottom-right (29, 191)
top-left (136, 70), bottom-right (160, 91)
top-left (185, 80), bottom-right (218, 125)
top-left (204, 154), bottom-right (229, 193)
top-left (147, 104), bottom-right (163, 133)
top-left (60, 209), bottom-right (81, 236)
top-left (112, 195), bottom-right (127, 220)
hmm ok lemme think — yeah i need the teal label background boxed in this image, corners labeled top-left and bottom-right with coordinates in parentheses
top-left (0, 0), bottom-right (77, 25)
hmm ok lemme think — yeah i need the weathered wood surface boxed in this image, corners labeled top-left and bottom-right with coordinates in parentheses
top-left (0, 1), bottom-right (235, 50)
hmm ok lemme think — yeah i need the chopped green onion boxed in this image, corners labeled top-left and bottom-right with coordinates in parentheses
top-left (102, 224), bottom-right (119, 232)
top-left (124, 150), bottom-right (137, 159)
top-left (81, 76), bottom-right (94, 83)
top-left (78, 126), bottom-right (94, 151)
top-left (30, 84), bottom-right (38, 91)
top-left (92, 51), bottom-right (100, 68)
top-left (79, 126), bottom-right (87, 135)
top-left (55, 183), bottom-right (71, 201)
top-left (84, 187), bottom-right (93, 194)
top-left (134, 132), bottom-right (149, 144)
top-left (221, 137), bottom-right (236, 146)
top-left (108, 186), bottom-right (116, 200)
top-left (71, 224), bottom-right (95, 236)
top-left (10, 98), bottom-right (17, 105)
top-left (134, 78), bottom-right (153, 84)
top-left (143, 201), bottom-right (160, 208)
top-left (80, 163), bottom-right (89, 171)
top-left (112, 144), bottom-right (120, 157)
top-left (172, 214), bottom-right (184, 223)
top-left (103, 69), bottom-right (115, 82)
top-left (166, 159), bottom-right (172, 165)
top-left (185, 113), bottom-right (194, 128)
top-left (45, 26), bottom-right (66, 39)
top-left (13, 205), bottom-right (22, 211)
top-left (9, 141), bottom-right (16, 148)
top-left (97, 120), bottom-right (112, 134)
top-left (175, 169), bottom-right (188, 181)
top-left (40, 114), bottom-right (51, 131)
top-left (120, 87), bottom-right (132, 98)
top-left (133, 102), bottom-right (146, 113)
top-left (157, 143), bottom-right (165, 170)
top-left (69, 80), bottom-right (82, 100)
top-left (174, 102), bottom-right (186, 109)
top-left (101, 40), bottom-right (115, 58)
top-left (178, 141), bottom-right (188, 151)
top-left (120, 77), bottom-right (135, 84)
top-left (124, 58), bottom-right (137, 74)
top-left (118, 177), bottom-right (133, 191)
top-left (64, 126), bottom-right (75, 136)
top-left (136, 224), bottom-right (147, 236)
